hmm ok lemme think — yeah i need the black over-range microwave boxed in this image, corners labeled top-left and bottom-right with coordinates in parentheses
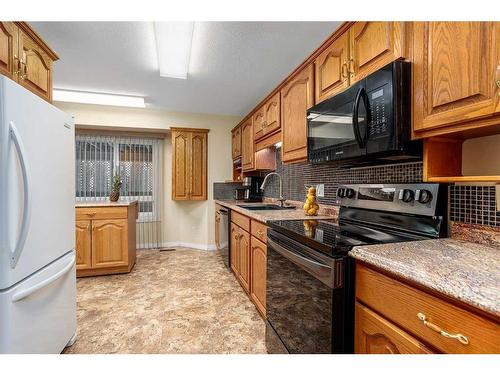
top-left (307, 61), bottom-right (422, 166)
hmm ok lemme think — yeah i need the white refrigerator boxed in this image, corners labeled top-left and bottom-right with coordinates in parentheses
top-left (0, 76), bottom-right (77, 353)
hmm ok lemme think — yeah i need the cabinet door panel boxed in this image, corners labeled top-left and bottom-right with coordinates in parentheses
top-left (75, 220), bottom-right (92, 270)
top-left (350, 22), bottom-right (404, 84)
top-left (190, 131), bottom-right (207, 200)
top-left (281, 65), bottom-right (314, 163)
top-left (232, 127), bottom-right (241, 159)
top-left (253, 106), bottom-right (265, 140)
top-left (413, 22), bottom-right (500, 132)
top-left (0, 22), bottom-right (18, 79)
top-left (241, 118), bottom-right (254, 171)
top-left (315, 32), bottom-right (349, 103)
top-left (18, 30), bottom-right (52, 101)
top-left (230, 223), bottom-right (240, 275)
top-left (238, 229), bottom-right (251, 293)
top-left (91, 219), bottom-right (128, 268)
top-left (264, 92), bottom-right (281, 135)
top-left (355, 303), bottom-right (433, 354)
top-left (172, 131), bottom-right (190, 200)
top-left (250, 236), bottom-right (267, 317)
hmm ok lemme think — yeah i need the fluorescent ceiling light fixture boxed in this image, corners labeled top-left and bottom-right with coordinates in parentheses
top-left (53, 89), bottom-right (145, 108)
top-left (154, 22), bottom-right (194, 79)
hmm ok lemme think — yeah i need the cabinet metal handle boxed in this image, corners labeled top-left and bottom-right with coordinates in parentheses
top-left (20, 59), bottom-right (27, 79)
top-left (257, 230), bottom-right (265, 237)
top-left (86, 212), bottom-right (96, 216)
top-left (417, 313), bottom-right (469, 345)
top-left (348, 58), bottom-right (355, 78)
top-left (495, 64), bottom-right (500, 95)
top-left (13, 54), bottom-right (21, 75)
top-left (341, 60), bottom-right (348, 80)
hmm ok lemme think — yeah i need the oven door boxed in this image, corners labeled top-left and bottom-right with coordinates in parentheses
top-left (266, 230), bottom-right (347, 354)
top-left (307, 81), bottom-right (369, 163)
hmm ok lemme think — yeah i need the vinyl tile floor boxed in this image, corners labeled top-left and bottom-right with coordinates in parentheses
top-left (63, 248), bottom-right (267, 354)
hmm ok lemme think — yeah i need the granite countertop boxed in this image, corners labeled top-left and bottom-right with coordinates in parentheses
top-left (349, 239), bottom-right (500, 318)
top-left (75, 200), bottom-right (138, 207)
top-left (215, 199), bottom-right (336, 223)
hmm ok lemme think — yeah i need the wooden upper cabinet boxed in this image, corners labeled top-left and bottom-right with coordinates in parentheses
top-left (241, 118), bottom-right (254, 171)
top-left (172, 130), bottom-right (190, 200)
top-left (281, 64), bottom-right (314, 163)
top-left (231, 126), bottom-right (241, 159)
top-left (190, 131), bottom-right (208, 200)
top-left (171, 128), bottom-right (209, 201)
top-left (17, 29), bottom-right (53, 102)
top-left (253, 106), bottom-right (265, 140)
top-left (0, 23), bottom-right (58, 102)
top-left (315, 32), bottom-right (350, 103)
top-left (75, 220), bottom-right (92, 270)
top-left (412, 22), bottom-right (500, 134)
top-left (0, 22), bottom-right (18, 80)
top-left (349, 22), bottom-right (405, 84)
top-left (263, 92), bottom-right (281, 135)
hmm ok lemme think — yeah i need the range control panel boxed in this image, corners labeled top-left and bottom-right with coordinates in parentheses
top-left (336, 183), bottom-right (440, 217)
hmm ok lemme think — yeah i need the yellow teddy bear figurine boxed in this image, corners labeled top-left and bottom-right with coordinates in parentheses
top-left (303, 186), bottom-right (320, 216)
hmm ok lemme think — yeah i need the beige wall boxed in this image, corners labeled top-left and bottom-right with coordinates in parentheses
top-left (57, 102), bottom-right (240, 249)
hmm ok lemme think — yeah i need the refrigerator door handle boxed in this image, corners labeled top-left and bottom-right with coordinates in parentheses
top-left (11, 253), bottom-right (75, 302)
top-left (8, 121), bottom-right (32, 269)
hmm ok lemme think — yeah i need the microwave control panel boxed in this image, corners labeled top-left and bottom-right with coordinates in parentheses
top-left (368, 85), bottom-right (390, 138)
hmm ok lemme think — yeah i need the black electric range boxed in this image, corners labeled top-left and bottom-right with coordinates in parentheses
top-left (265, 183), bottom-right (448, 354)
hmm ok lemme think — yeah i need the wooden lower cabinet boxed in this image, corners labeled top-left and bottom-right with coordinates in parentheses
top-left (229, 212), bottom-right (268, 317)
top-left (355, 262), bottom-right (500, 354)
top-left (355, 302), bottom-right (433, 354)
top-left (75, 220), bottom-right (92, 270)
top-left (250, 236), bottom-right (267, 317)
top-left (75, 203), bottom-right (137, 277)
top-left (92, 219), bottom-right (129, 268)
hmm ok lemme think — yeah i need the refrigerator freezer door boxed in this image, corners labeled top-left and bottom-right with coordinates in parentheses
top-left (0, 250), bottom-right (77, 353)
top-left (0, 77), bottom-right (75, 289)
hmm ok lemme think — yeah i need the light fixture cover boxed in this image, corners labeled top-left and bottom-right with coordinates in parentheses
top-left (53, 89), bottom-right (145, 108)
top-left (154, 22), bottom-right (194, 79)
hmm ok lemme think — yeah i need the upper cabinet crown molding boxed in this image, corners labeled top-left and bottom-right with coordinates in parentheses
top-left (171, 127), bottom-right (209, 201)
top-left (0, 21), bottom-right (57, 102)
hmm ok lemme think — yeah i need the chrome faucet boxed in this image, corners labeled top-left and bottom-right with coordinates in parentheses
top-left (260, 172), bottom-right (286, 207)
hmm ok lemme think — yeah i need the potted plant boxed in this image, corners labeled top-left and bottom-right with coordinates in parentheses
top-left (110, 174), bottom-right (122, 202)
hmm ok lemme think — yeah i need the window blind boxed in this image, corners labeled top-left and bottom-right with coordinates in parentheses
top-left (75, 134), bottom-right (164, 249)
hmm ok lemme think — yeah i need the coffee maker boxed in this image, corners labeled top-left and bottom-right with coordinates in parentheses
top-left (242, 176), bottom-right (263, 202)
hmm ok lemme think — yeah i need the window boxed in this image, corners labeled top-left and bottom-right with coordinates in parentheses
top-left (75, 134), bottom-right (163, 223)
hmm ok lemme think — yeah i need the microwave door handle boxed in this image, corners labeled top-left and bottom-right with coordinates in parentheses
top-left (352, 88), bottom-right (364, 148)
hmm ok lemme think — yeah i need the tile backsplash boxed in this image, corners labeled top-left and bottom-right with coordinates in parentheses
top-left (262, 151), bottom-right (423, 205)
top-left (262, 149), bottom-right (499, 228)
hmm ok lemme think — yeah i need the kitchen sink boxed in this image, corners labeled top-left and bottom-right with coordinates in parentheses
top-left (236, 204), bottom-right (296, 211)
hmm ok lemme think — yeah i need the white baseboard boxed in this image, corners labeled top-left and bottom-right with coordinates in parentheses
top-left (160, 242), bottom-right (218, 251)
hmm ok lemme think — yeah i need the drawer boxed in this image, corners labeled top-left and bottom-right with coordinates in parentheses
top-left (231, 210), bottom-right (250, 232)
top-left (251, 220), bottom-right (267, 243)
top-left (355, 302), bottom-right (433, 354)
top-left (356, 263), bottom-right (500, 354)
top-left (76, 206), bottom-right (128, 220)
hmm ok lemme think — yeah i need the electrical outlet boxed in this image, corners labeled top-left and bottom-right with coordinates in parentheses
top-left (316, 184), bottom-right (324, 197)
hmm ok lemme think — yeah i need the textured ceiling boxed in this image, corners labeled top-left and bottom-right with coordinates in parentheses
top-left (31, 22), bottom-right (341, 116)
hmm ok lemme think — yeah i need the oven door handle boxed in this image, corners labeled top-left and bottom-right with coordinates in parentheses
top-left (268, 238), bottom-right (342, 288)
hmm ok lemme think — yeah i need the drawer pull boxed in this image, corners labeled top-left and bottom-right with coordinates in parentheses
top-left (257, 230), bottom-right (265, 237)
top-left (417, 313), bottom-right (469, 345)
top-left (86, 212), bottom-right (97, 216)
